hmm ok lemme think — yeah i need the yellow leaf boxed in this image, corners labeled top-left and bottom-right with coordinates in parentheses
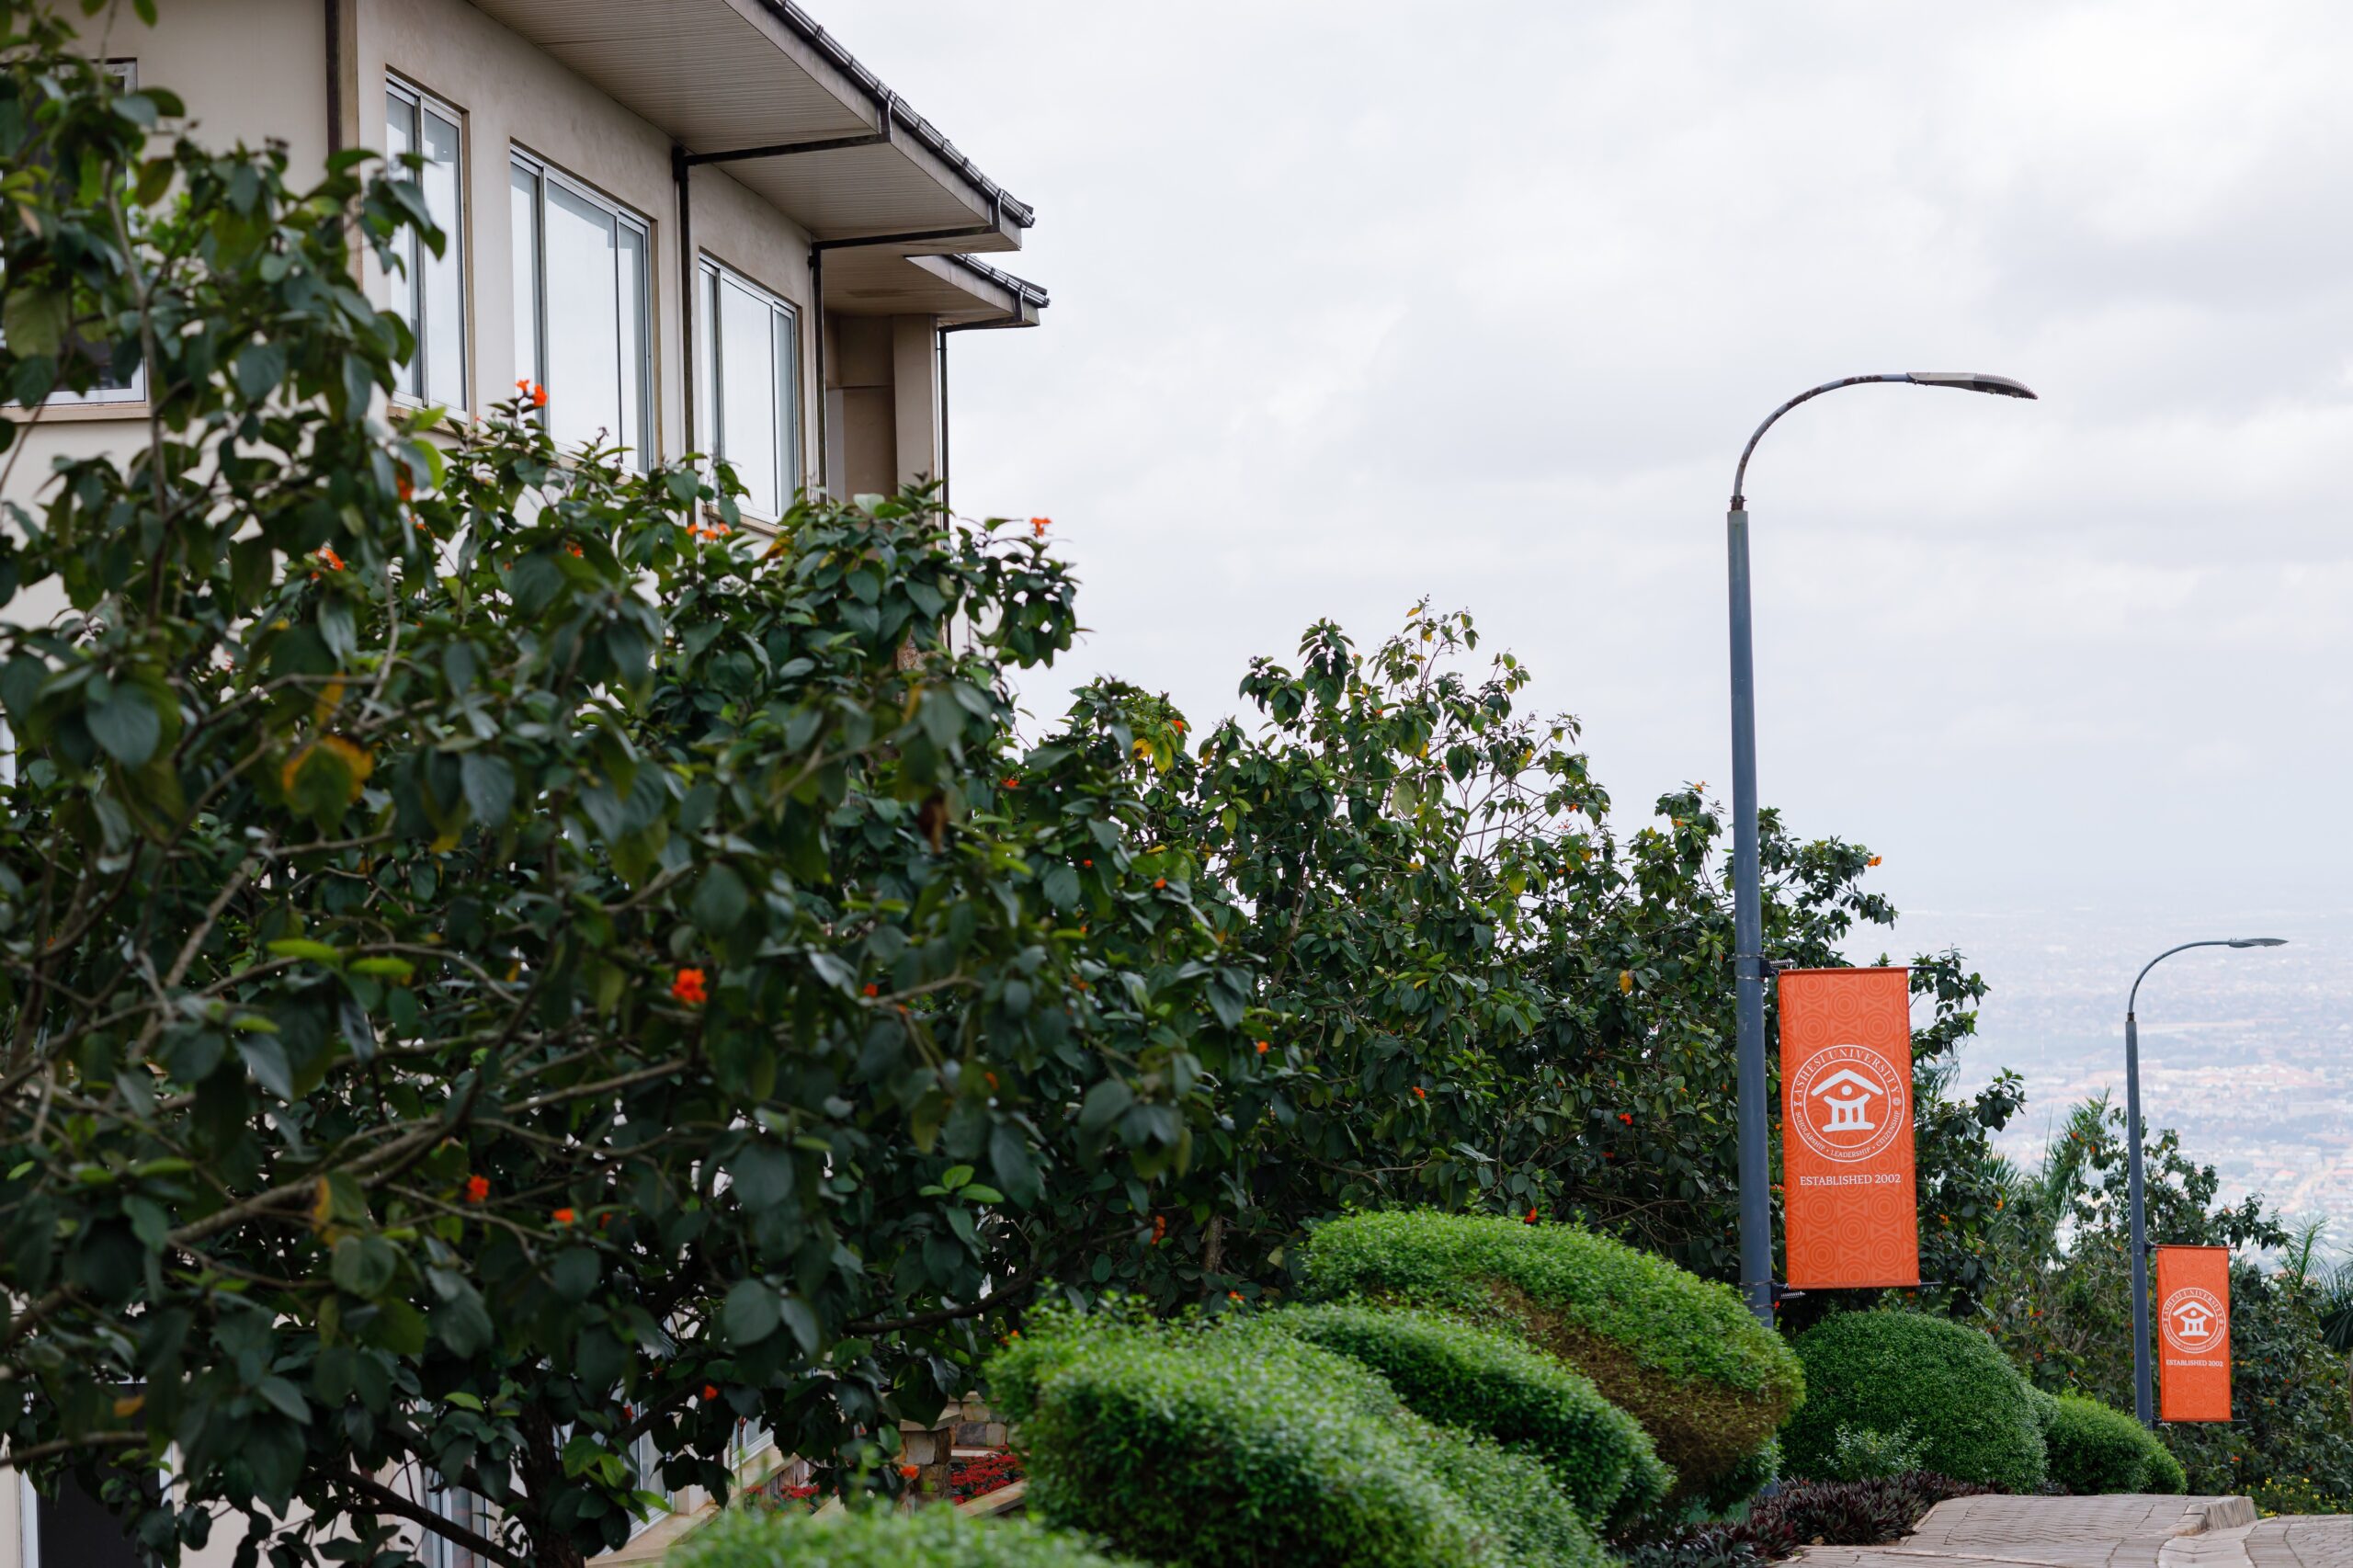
top-left (1618, 971), bottom-right (1633, 995)
top-left (112, 1393), bottom-right (144, 1420)
top-left (310, 1176), bottom-right (334, 1233)
top-left (313, 676), bottom-right (347, 722)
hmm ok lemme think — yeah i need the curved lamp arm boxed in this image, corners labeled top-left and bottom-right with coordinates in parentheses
top-left (1730, 370), bottom-right (2038, 508)
top-left (2130, 937), bottom-right (2289, 1016)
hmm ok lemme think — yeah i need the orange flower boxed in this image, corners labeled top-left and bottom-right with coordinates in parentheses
top-left (862, 983), bottom-right (880, 997)
top-left (553, 1207), bottom-right (576, 1224)
top-left (1153, 877), bottom-right (1166, 890)
top-left (1868, 855), bottom-right (1882, 867)
top-left (516, 378), bottom-right (529, 392)
top-left (465, 1175), bottom-right (489, 1204)
top-left (1412, 1085), bottom-right (1427, 1100)
top-left (319, 546), bottom-right (346, 572)
top-left (396, 471), bottom-right (415, 502)
top-left (1227, 1290), bottom-right (1244, 1302)
top-left (1029, 517), bottom-right (1050, 536)
top-left (670, 968), bottom-right (708, 1006)
top-left (1150, 1214), bottom-right (1167, 1244)
top-left (899, 1463), bottom-right (921, 1479)
top-left (1001, 776), bottom-right (1019, 789)
top-left (702, 1383), bottom-right (720, 1401)
top-left (1524, 1207), bottom-right (1540, 1224)
top-left (531, 382), bottom-right (549, 407)
top-left (566, 542), bottom-right (583, 558)
top-left (1082, 858), bottom-right (1093, 868)
top-left (985, 1072), bottom-right (999, 1091)
top-left (1255, 1040), bottom-right (1269, 1055)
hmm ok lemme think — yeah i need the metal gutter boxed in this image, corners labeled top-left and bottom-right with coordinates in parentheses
top-left (749, 0), bottom-right (1036, 230)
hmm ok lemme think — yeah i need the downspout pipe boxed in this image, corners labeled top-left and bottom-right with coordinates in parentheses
top-left (323, 0), bottom-right (342, 157)
top-left (673, 145), bottom-right (695, 458)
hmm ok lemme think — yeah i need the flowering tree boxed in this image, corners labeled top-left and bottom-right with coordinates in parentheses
top-left (0, 9), bottom-right (1242, 1565)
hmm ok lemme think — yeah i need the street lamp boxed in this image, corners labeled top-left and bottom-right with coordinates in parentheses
top-left (1724, 370), bottom-right (2038, 1327)
top-left (2124, 937), bottom-right (2289, 1425)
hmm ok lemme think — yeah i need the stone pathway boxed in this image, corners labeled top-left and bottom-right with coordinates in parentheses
top-left (1793, 1494), bottom-right (2316, 1568)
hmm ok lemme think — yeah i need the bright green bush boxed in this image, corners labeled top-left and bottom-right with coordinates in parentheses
top-left (1414, 1425), bottom-right (1612, 1568)
top-left (671, 1506), bottom-right (1139, 1568)
top-left (2146, 1442), bottom-right (2188, 1494)
top-left (2043, 1394), bottom-right (2181, 1494)
top-left (1296, 1210), bottom-right (1802, 1504)
top-left (1265, 1302), bottom-right (1670, 1528)
top-left (1784, 1312), bottom-right (2045, 1494)
top-left (989, 1316), bottom-right (1501, 1568)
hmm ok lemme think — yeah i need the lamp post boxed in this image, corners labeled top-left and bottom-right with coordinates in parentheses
top-left (1725, 371), bottom-right (2037, 1327)
top-left (2124, 937), bottom-right (2288, 1424)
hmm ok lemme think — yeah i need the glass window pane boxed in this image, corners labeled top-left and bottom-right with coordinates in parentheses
top-left (617, 218), bottom-right (648, 470)
top-left (697, 267), bottom-right (716, 477)
top-left (542, 180), bottom-right (622, 456)
top-left (419, 105), bottom-right (465, 410)
top-left (509, 161), bottom-right (540, 404)
top-left (717, 275), bottom-right (778, 515)
top-left (385, 91), bottom-right (419, 398)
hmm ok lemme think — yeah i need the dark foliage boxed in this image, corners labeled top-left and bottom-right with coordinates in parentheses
top-left (1618, 1473), bottom-right (1997, 1568)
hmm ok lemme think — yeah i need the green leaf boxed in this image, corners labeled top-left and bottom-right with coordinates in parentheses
top-left (460, 751), bottom-right (516, 829)
top-left (960, 1184), bottom-right (1006, 1205)
top-left (266, 938), bottom-right (347, 968)
top-left (939, 1165), bottom-right (973, 1191)
top-left (2, 287), bottom-right (65, 359)
top-left (689, 864), bottom-right (750, 936)
top-left (236, 1037), bottom-right (294, 1099)
top-left (85, 685), bottom-right (162, 767)
top-left (723, 1279), bottom-right (780, 1346)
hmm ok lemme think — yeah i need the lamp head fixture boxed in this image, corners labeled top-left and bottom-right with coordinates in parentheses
top-left (1905, 371), bottom-right (2038, 400)
top-left (2229, 937), bottom-right (2289, 948)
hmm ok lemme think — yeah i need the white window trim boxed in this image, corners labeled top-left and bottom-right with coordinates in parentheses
top-left (42, 60), bottom-right (144, 409)
top-left (508, 147), bottom-right (654, 467)
top-left (697, 256), bottom-right (802, 525)
top-left (384, 74), bottom-right (468, 415)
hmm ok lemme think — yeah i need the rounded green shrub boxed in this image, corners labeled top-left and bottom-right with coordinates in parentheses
top-left (1263, 1301), bottom-right (1670, 1528)
top-left (670, 1505), bottom-right (1139, 1568)
top-left (1295, 1210), bottom-right (1802, 1505)
top-left (986, 1310), bottom-right (1603, 1568)
top-left (990, 1317), bottom-right (1495, 1568)
top-left (2044, 1393), bottom-right (2183, 1494)
top-left (1783, 1312), bottom-right (2045, 1494)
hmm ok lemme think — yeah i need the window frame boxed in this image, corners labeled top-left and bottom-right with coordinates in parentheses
top-left (696, 256), bottom-right (803, 523)
top-left (383, 74), bottom-right (469, 415)
top-left (508, 147), bottom-right (654, 471)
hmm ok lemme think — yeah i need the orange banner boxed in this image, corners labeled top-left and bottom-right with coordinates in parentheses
top-left (1777, 967), bottom-right (1919, 1289)
top-left (2155, 1244), bottom-right (2232, 1422)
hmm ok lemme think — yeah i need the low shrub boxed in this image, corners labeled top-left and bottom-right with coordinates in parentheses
top-left (1416, 1424), bottom-right (1614, 1568)
top-left (2146, 1443), bottom-right (2188, 1495)
top-left (2042, 1394), bottom-right (2181, 1494)
top-left (987, 1312), bottom-right (1523, 1568)
top-left (1783, 1312), bottom-right (2046, 1494)
top-left (670, 1505), bottom-right (1139, 1568)
top-left (1824, 1425), bottom-right (1927, 1483)
top-left (1265, 1301), bottom-right (1671, 1528)
top-left (1296, 1211), bottom-right (1801, 1505)
top-left (1620, 1472), bottom-right (1995, 1568)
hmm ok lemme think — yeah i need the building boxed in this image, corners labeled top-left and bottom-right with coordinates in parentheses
top-left (0, 0), bottom-right (1045, 1562)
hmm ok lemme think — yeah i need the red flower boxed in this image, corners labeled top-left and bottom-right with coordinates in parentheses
top-left (1081, 858), bottom-right (1093, 868)
top-left (1619, 1112), bottom-right (1633, 1125)
top-left (531, 382), bottom-right (549, 408)
top-left (1150, 1214), bottom-right (1167, 1245)
top-left (552, 1207), bottom-right (576, 1224)
top-left (1525, 1207), bottom-right (1540, 1224)
top-left (669, 968), bottom-right (708, 1006)
top-left (1256, 1040), bottom-right (1270, 1055)
top-left (1153, 878), bottom-right (1166, 890)
top-left (319, 546), bottom-right (346, 572)
top-left (464, 1176), bottom-right (489, 1204)
top-left (1412, 1085), bottom-right (1427, 1100)
top-left (862, 983), bottom-right (880, 997)
top-left (702, 1383), bottom-right (720, 1401)
top-left (1029, 517), bottom-right (1050, 536)
top-left (1227, 1290), bottom-right (1244, 1302)
top-left (396, 471), bottom-right (415, 502)
top-left (899, 1463), bottom-right (921, 1479)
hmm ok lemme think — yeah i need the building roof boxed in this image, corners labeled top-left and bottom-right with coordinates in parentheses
top-left (467, 0), bottom-right (1037, 258)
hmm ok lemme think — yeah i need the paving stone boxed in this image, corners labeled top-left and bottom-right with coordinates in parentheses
top-left (1793, 1495), bottom-right (2281, 1568)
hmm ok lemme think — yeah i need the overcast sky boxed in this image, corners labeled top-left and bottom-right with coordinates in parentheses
top-left (827, 1), bottom-right (2353, 931)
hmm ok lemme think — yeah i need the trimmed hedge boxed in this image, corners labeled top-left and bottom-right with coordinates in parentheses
top-left (994, 1324), bottom-right (1462, 1567)
top-left (1296, 1210), bottom-right (1802, 1503)
top-left (988, 1313), bottom-right (1560, 1568)
top-left (1783, 1312), bottom-right (2045, 1494)
top-left (1265, 1301), bottom-right (1671, 1528)
top-left (2045, 1393), bottom-right (2185, 1494)
top-left (670, 1506), bottom-right (1140, 1568)
top-left (1417, 1425), bottom-right (1614, 1568)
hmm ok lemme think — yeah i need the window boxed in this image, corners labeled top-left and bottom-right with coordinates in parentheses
top-left (18, 1453), bottom-right (158, 1567)
top-left (509, 151), bottom-right (651, 469)
top-left (696, 259), bottom-right (801, 518)
top-left (419, 1484), bottom-right (490, 1568)
top-left (384, 78), bottom-right (466, 410)
top-left (35, 61), bottom-right (143, 407)
top-left (628, 1430), bottom-right (675, 1538)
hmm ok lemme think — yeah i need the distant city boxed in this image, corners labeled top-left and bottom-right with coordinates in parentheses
top-left (1869, 908), bottom-right (2353, 1241)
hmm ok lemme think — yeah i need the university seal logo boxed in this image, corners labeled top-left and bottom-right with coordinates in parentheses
top-left (2161, 1286), bottom-right (2227, 1356)
top-left (1786, 1042), bottom-right (1907, 1164)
